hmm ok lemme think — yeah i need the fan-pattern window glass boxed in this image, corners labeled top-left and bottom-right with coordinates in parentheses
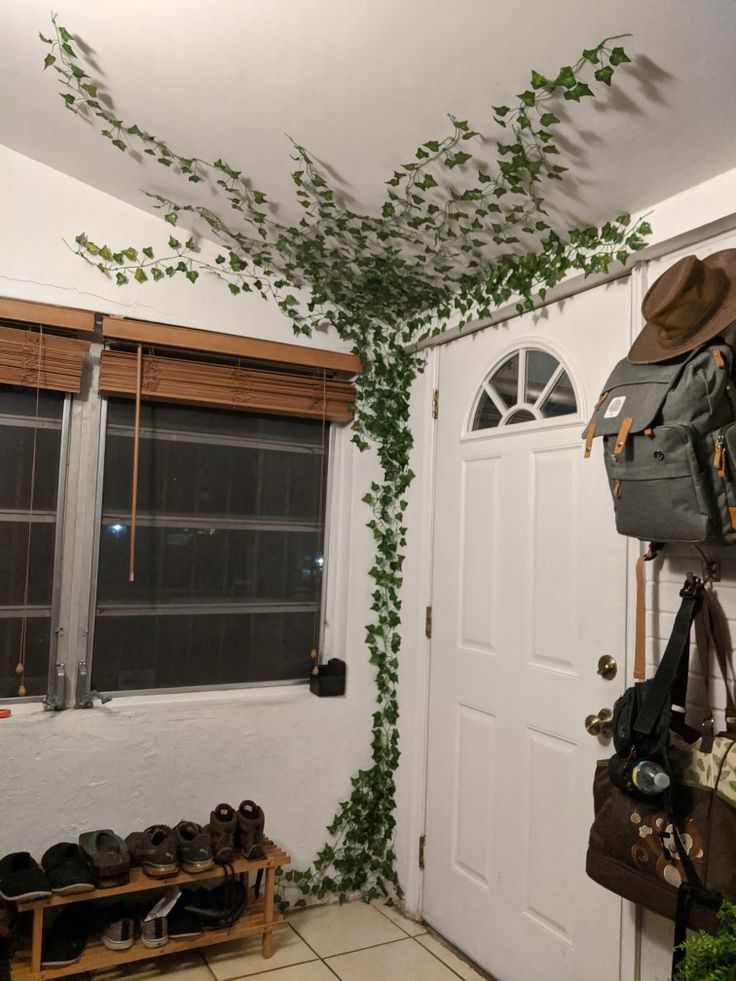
top-left (471, 348), bottom-right (577, 431)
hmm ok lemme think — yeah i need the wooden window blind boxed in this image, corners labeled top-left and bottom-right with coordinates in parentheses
top-left (98, 350), bottom-right (354, 422)
top-left (0, 325), bottom-right (90, 394)
top-left (0, 297), bottom-right (95, 334)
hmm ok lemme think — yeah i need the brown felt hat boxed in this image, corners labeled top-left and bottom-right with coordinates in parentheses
top-left (628, 249), bottom-right (736, 364)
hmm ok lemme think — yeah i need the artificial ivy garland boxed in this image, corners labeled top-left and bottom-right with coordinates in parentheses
top-left (40, 16), bottom-right (650, 907)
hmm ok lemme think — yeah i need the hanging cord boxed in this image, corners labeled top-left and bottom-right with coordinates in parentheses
top-left (129, 343), bottom-right (143, 582)
top-left (16, 328), bottom-right (45, 697)
top-left (310, 370), bottom-right (328, 678)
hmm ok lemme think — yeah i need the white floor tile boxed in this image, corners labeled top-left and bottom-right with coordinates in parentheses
top-left (417, 933), bottom-right (489, 980)
top-left (327, 937), bottom-right (459, 980)
top-left (288, 901), bottom-right (405, 957)
top-left (247, 961), bottom-right (335, 981)
top-left (370, 900), bottom-right (427, 937)
top-left (203, 925), bottom-right (316, 980)
top-left (91, 951), bottom-right (213, 979)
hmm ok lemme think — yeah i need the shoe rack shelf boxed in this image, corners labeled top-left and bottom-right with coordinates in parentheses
top-left (9, 839), bottom-right (290, 981)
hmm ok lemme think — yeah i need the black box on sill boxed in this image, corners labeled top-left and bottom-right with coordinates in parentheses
top-left (309, 658), bottom-right (346, 697)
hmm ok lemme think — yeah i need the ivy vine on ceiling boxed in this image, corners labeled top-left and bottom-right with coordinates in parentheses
top-left (40, 15), bottom-right (650, 907)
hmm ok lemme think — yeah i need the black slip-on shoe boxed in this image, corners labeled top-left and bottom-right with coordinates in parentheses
top-left (41, 843), bottom-right (94, 895)
top-left (41, 905), bottom-right (89, 968)
top-left (0, 852), bottom-right (52, 902)
top-left (168, 905), bottom-right (202, 939)
top-left (175, 821), bottom-right (213, 874)
top-left (78, 830), bottom-right (129, 888)
top-left (125, 825), bottom-right (179, 878)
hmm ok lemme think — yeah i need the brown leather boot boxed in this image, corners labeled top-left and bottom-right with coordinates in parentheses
top-left (237, 801), bottom-right (265, 860)
top-left (209, 804), bottom-right (238, 864)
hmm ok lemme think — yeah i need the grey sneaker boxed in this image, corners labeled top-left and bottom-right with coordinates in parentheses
top-left (140, 915), bottom-right (168, 949)
top-left (209, 804), bottom-right (238, 865)
top-left (102, 911), bottom-right (135, 951)
top-left (175, 821), bottom-right (213, 874)
top-left (125, 825), bottom-right (178, 878)
top-left (237, 800), bottom-right (265, 860)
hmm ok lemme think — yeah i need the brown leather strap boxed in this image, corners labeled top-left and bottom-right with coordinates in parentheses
top-left (635, 544), bottom-right (663, 681)
top-left (583, 422), bottom-right (596, 459)
top-left (614, 417), bottom-right (633, 457)
top-left (712, 349), bottom-right (726, 369)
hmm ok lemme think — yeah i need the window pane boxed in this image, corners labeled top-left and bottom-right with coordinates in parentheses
top-left (0, 386), bottom-right (64, 701)
top-left (92, 611), bottom-right (315, 690)
top-left (525, 351), bottom-right (558, 404)
top-left (506, 409), bottom-right (537, 424)
top-left (472, 392), bottom-right (502, 430)
top-left (490, 355), bottom-right (519, 408)
top-left (93, 400), bottom-right (328, 691)
top-left (0, 617), bottom-right (52, 698)
top-left (540, 372), bottom-right (577, 418)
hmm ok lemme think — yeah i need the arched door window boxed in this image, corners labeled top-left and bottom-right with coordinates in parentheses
top-left (470, 347), bottom-right (577, 431)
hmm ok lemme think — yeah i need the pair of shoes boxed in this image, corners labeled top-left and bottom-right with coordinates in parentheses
top-left (0, 853), bottom-right (51, 902)
top-left (102, 904), bottom-right (201, 950)
top-left (42, 906), bottom-right (89, 968)
top-left (209, 801), bottom-right (265, 864)
top-left (78, 830), bottom-right (129, 888)
top-left (126, 822), bottom-right (213, 878)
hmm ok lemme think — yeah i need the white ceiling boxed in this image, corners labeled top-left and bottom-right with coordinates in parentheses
top-left (3, 0), bottom-right (736, 235)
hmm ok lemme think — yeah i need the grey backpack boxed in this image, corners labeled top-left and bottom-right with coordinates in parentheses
top-left (583, 340), bottom-right (736, 544)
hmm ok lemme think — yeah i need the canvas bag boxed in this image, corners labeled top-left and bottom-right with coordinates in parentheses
top-left (582, 340), bottom-right (736, 544)
top-left (586, 576), bottom-right (736, 975)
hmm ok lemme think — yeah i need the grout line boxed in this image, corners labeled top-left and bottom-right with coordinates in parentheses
top-left (369, 901), bottom-right (427, 938)
top-left (415, 935), bottom-right (475, 981)
top-left (323, 935), bottom-right (420, 960)
top-left (418, 928), bottom-right (497, 981)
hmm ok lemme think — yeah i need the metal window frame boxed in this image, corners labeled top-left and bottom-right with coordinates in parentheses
top-left (81, 394), bottom-right (339, 700)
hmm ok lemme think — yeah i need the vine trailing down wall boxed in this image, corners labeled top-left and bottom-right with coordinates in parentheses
top-left (40, 16), bottom-right (651, 906)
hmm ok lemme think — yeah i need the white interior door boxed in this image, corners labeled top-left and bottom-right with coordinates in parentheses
top-left (423, 279), bottom-right (633, 981)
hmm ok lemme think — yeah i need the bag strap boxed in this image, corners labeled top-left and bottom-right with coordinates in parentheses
top-left (633, 576), bottom-right (703, 739)
top-left (634, 543), bottom-right (664, 681)
top-left (694, 590), bottom-right (736, 733)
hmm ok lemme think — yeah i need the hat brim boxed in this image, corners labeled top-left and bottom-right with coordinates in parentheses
top-left (628, 249), bottom-right (736, 364)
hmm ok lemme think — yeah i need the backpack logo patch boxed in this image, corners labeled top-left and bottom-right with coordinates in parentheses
top-left (604, 395), bottom-right (626, 419)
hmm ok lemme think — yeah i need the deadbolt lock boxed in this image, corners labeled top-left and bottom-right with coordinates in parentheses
top-left (596, 655), bottom-right (618, 680)
top-left (585, 708), bottom-right (613, 739)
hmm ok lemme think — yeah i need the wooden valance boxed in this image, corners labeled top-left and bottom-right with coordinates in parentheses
top-left (0, 297), bottom-right (95, 334)
top-left (102, 316), bottom-right (361, 376)
top-left (99, 350), bottom-right (354, 422)
top-left (0, 325), bottom-right (90, 393)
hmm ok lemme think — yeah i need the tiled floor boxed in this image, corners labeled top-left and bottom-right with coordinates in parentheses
top-left (71, 900), bottom-right (490, 980)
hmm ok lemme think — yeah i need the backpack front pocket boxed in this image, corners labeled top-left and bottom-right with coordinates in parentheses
top-left (606, 425), bottom-right (715, 543)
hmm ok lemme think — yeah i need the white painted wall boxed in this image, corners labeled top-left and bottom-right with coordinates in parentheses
top-left (0, 142), bottom-right (377, 882)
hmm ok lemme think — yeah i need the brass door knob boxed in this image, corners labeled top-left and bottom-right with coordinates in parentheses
top-left (585, 708), bottom-right (613, 738)
top-left (596, 655), bottom-right (618, 680)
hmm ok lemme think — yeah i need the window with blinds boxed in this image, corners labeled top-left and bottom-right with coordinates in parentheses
top-left (0, 298), bottom-right (357, 704)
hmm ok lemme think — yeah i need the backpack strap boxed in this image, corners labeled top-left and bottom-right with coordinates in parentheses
top-left (634, 543), bottom-right (663, 681)
top-left (694, 590), bottom-right (736, 735)
top-left (633, 576), bottom-right (703, 739)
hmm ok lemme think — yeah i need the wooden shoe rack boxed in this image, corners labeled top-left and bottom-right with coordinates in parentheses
top-left (9, 839), bottom-right (290, 980)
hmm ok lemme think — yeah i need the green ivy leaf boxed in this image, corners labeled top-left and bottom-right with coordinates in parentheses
top-left (539, 112), bottom-right (561, 126)
top-left (594, 66), bottom-right (614, 86)
top-left (164, 213), bottom-right (178, 225)
top-left (134, 268), bottom-right (148, 283)
top-left (530, 70), bottom-right (548, 89)
top-left (185, 269), bottom-right (199, 284)
top-left (582, 47), bottom-right (600, 64)
top-left (43, 53), bottom-right (56, 70)
top-left (554, 65), bottom-right (577, 88)
top-left (609, 46), bottom-right (631, 66)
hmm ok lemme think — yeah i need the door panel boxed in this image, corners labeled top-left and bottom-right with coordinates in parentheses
top-left (423, 280), bottom-right (632, 981)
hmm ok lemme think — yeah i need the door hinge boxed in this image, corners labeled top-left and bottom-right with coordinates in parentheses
top-left (425, 606), bottom-right (432, 639)
top-left (418, 835), bottom-right (426, 869)
top-left (431, 388), bottom-right (439, 420)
